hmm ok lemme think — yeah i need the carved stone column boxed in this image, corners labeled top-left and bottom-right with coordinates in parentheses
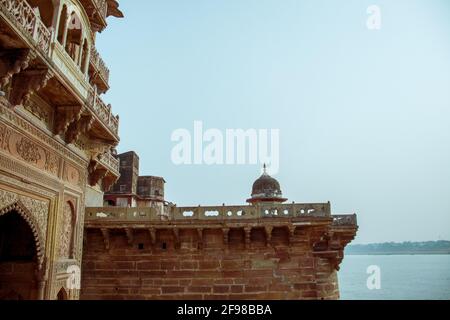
top-left (35, 257), bottom-right (49, 300)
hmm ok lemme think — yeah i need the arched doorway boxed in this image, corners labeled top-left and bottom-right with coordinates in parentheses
top-left (57, 5), bottom-right (68, 45)
top-left (57, 288), bottom-right (68, 300)
top-left (65, 12), bottom-right (83, 63)
top-left (0, 210), bottom-right (39, 300)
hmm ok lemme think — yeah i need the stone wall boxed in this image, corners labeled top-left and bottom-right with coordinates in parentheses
top-left (81, 228), bottom-right (341, 300)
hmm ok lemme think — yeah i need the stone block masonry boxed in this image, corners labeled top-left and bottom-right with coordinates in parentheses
top-left (80, 209), bottom-right (357, 300)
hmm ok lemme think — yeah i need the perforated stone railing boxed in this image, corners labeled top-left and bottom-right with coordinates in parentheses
top-left (332, 214), bottom-right (358, 227)
top-left (90, 45), bottom-right (110, 84)
top-left (88, 88), bottom-right (119, 136)
top-left (171, 203), bottom-right (331, 220)
top-left (84, 203), bottom-right (349, 223)
top-left (98, 151), bottom-right (120, 175)
top-left (85, 207), bottom-right (159, 221)
top-left (0, 0), bottom-right (52, 55)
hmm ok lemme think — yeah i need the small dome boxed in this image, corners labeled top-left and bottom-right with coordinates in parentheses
top-left (247, 165), bottom-right (287, 204)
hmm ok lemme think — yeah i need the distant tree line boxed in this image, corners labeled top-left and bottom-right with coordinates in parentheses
top-left (346, 241), bottom-right (450, 255)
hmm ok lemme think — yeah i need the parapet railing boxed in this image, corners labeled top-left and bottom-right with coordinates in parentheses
top-left (332, 214), bottom-right (358, 227)
top-left (98, 150), bottom-right (120, 175)
top-left (0, 0), bottom-right (52, 55)
top-left (88, 89), bottom-right (119, 135)
top-left (90, 45), bottom-right (110, 84)
top-left (85, 203), bottom-right (343, 223)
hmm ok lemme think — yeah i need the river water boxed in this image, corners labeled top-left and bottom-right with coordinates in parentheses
top-left (339, 255), bottom-right (450, 300)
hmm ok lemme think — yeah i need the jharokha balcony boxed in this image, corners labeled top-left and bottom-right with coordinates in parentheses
top-left (0, 0), bottom-right (122, 143)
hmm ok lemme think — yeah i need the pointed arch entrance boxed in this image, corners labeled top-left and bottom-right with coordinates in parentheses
top-left (57, 287), bottom-right (68, 300)
top-left (0, 202), bottom-right (43, 300)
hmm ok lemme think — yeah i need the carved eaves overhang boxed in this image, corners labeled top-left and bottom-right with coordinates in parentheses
top-left (79, 0), bottom-right (124, 33)
top-left (79, 0), bottom-right (108, 33)
top-left (107, 0), bottom-right (124, 18)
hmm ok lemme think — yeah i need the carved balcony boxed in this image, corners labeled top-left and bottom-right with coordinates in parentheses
top-left (0, 0), bottom-right (120, 144)
top-left (87, 150), bottom-right (120, 192)
top-left (79, 0), bottom-right (108, 32)
top-left (87, 89), bottom-right (119, 140)
top-left (0, 0), bottom-right (52, 56)
top-left (89, 45), bottom-right (110, 93)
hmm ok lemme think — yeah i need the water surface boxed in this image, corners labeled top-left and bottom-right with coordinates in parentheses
top-left (339, 255), bottom-right (450, 300)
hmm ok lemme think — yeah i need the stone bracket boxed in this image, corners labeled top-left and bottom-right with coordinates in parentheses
top-left (66, 114), bottom-right (94, 144)
top-left (54, 105), bottom-right (82, 137)
top-left (88, 160), bottom-right (107, 187)
top-left (288, 225), bottom-right (296, 246)
top-left (264, 226), bottom-right (273, 247)
top-left (222, 228), bottom-right (230, 245)
top-left (100, 228), bottom-right (110, 250)
top-left (196, 228), bottom-right (203, 249)
top-left (244, 227), bottom-right (252, 249)
top-left (125, 228), bottom-right (133, 245)
top-left (148, 228), bottom-right (157, 246)
top-left (102, 174), bottom-right (119, 193)
top-left (172, 228), bottom-right (180, 249)
top-left (9, 67), bottom-right (53, 107)
top-left (0, 49), bottom-right (35, 89)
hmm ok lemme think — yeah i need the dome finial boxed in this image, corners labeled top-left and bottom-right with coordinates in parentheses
top-left (247, 165), bottom-right (287, 204)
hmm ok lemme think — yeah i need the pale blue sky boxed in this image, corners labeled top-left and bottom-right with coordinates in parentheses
top-left (97, 0), bottom-right (450, 243)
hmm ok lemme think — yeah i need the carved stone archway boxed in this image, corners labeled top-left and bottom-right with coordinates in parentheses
top-left (0, 201), bottom-right (45, 269)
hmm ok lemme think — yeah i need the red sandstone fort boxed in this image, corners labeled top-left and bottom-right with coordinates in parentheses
top-left (0, 0), bottom-right (357, 300)
top-left (81, 152), bottom-right (358, 300)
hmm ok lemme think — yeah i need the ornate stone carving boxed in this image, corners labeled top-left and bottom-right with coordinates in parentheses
top-left (0, 125), bottom-right (11, 152)
top-left (58, 202), bottom-right (74, 259)
top-left (54, 106), bottom-right (82, 137)
top-left (102, 175), bottom-right (118, 192)
top-left (9, 67), bottom-right (53, 107)
top-left (44, 150), bottom-right (60, 176)
top-left (1, 102), bottom-right (89, 168)
top-left (16, 137), bottom-right (42, 163)
top-left (66, 114), bottom-right (94, 144)
top-left (88, 160), bottom-right (107, 186)
top-left (0, 49), bottom-right (35, 89)
top-left (0, 189), bottom-right (49, 269)
top-left (63, 162), bottom-right (83, 188)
